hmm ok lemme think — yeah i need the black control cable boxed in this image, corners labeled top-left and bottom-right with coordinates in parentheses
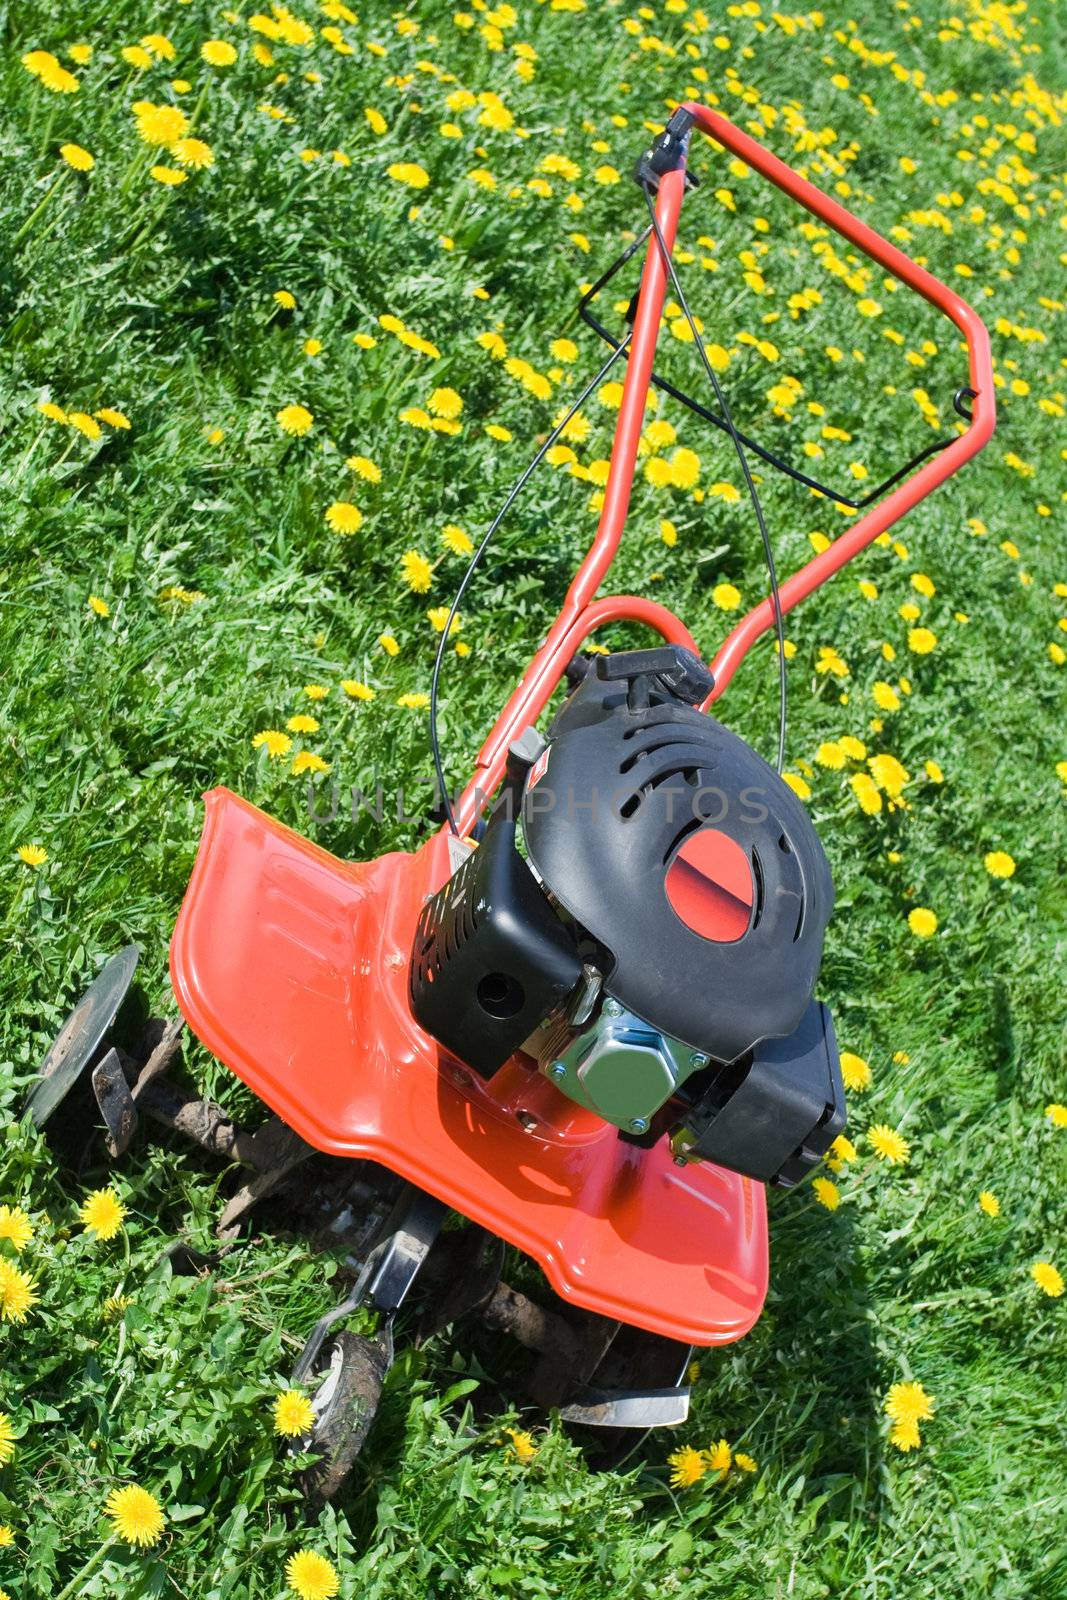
top-left (430, 334), bottom-right (633, 835)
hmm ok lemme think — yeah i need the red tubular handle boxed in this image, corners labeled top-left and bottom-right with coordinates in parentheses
top-left (450, 105), bottom-right (995, 835)
top-left (680, 104), bottom-right (996, 700)
top-left (453, 169), bottom-right (688, 836)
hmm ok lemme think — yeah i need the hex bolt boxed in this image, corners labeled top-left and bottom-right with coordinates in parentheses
top-left (689, 1051), bottom-right (708, 1068)
top-left (602, 999), bottom-right (622, 1018)
top-left (629, 1117), bottom-right (649, 1133)
top-left (549, 1061), bottom-right (567, 1080)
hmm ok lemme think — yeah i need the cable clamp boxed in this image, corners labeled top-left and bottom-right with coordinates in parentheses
top-left (633, 107), bottom-right (699, 192)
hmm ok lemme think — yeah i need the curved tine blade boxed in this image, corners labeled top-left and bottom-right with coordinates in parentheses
top-left (23, 946), bottom-right (140, 1128)
top-left (559, 1385), bottom-right (691, 1430)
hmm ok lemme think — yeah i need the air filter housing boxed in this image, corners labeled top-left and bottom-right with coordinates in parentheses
top-left (522, 649), bottom-right (834, 1065)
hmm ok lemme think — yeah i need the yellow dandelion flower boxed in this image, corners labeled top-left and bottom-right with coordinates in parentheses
top-left (0, 1413), bottom-right (16, 1465)
top-left (868, 1124), bottom-right (911, 1165)
top-left (387, 162), bottom-right (430, 189)
top-left (441, 523), bottom-right (473, 556)
top-left (983, 850), bottom-right (1015, 879)
top-left (252, 729), bottom-right (292, 759)
top-left (0, 1524), bottom-right (12, 1546)
top-left (141, 33), bottom-right (175, 60)
top-left (401, 549), bottom-right (433, 594)
top-left (60, 143), bottom-right (94, 171)
top-left (94, 408), bottom-right (131, 430)
top-left (709, 480), bottom-right (741, 504)
top-left (669, 447), bottom-right (700, 489)
top-left (150, 166), bottom-right (188, 186)
top-left (172, 138), bottom-right (214, 170)
top-left (734, 1452), bottom-right (758, 1472)
top-left (503, 1427), bottom-right (538, 1463)
top-left (429, 387), bottom-right (463, 420)
top-left (783, 772), bottom-right (811, 800)
top-left (0, 1206), bottom-right (34, 1252)
top-left (907, 907), bottom-right (938, 938)
top-left (285, 1549), bottom-right (340, 1600)
top-left (341, 680), bottom-right (375, 701)
top-left (286, 715), bottom-right (319, 734)
top-left (325, 501), bottom-right (363, 535)
top-left (812, 1177), bottom-right (840, 1210)
top-left (1045, 1103), bottom-right (1067, 1129)
top-left (712, 582), bottom-right (741, 612)
top-left (78, 1188), bottom-right (126, 1240)
top-left (104, 1484), bottom-right (166, 1548)
top-left (302, 686), bottom-right (329, 702)
top-left (978, 1191), bottom-right (1000, 1217)
top-left (839, 736), bottom-right (867, 761)
top-left (201, 40), bottom-right (238, 67)
top-left (291, 752), bottom-right (330, 776)
top-left (135, 104), bottom-right (189, 146)
top-left (907, 627), bottom-right (937, 655)
top-left (69, 44), bottom-right (92, 65)
top-left (1031, 1262), bottom-right (1064, 1298)
top-left (396, 692), bottom-right (430, 710)
top-left (667, 1444), bottom-right (707, 1487)
top-left (88, 594), bottom-right (110, 617)
top-left (274, 290), bottom-right (297, 310)
top-left (816, 741), bottom-right (846, 770)
top-left (277, 404), bottom-right (313, 436)
top-left (273, 1389), bottom-right (315, 1437)
top-left (0, 1259), bottom-right (40, 1323)
top-left (365, 107), bottom-right (387, 135)
top-left (16, 845), bottom-right (47, 868)
top-left (889, 1417), bottom-right (921, 1451)
top-left (69, 412), bottom-right (101, 440)
top-left (427, 607), bottom-right (462, 635)
top-left (485, 423), bottom-right (512, 442)
top-left (346, 455), bottom-right (381, 483)
top-left (551, 338), bottom-right (578, 363)
top-left (840, 1052), bottom-right (872, 1091)
top-left (39, 60), bottom-right (81, 93)
top-left (705, 1438), bottom-right (732, 1476)
top-left (122, 45), bottom-right (154, 69)
top-left (37, 400), bottom-right (67, 423)
top-left (885, 1382), bottom-right (934, 1425)
top-left (379, 633), bottom-right (400, 656)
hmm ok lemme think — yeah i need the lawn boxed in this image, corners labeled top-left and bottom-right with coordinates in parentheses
top-left (1, 0), bottom-right (1066, 1595)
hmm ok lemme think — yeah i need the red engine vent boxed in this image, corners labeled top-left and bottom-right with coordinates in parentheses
top-left (664, 828), bottom-right (753, 943)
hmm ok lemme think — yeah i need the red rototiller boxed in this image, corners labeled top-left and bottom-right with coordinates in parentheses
top-left (27, 105), bottom-right (994, 1493)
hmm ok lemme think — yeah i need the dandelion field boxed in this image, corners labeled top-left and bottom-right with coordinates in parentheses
top-left (2, 0), bottom-right (1067, 1595)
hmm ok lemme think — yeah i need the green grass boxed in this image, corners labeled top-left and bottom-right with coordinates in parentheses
top-left (2, 0), bottom-right (1066, 1595)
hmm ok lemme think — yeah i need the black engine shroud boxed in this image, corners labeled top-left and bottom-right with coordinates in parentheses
top-left (411, 648), bottom-right (845, 1187)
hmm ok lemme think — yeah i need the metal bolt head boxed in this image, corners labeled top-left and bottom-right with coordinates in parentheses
top-left (629, 1117), bottom-right (649, 1133)
top-left (689, 1051), bottom-right (709, 1069)
top-left (602, 999), bottom-right (622, 1018)
top-left (549, 1061), bottom-right (567, 1080)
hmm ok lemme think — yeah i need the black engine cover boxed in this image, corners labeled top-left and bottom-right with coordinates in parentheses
top-left (522, 654), bottom-right (834, 1064)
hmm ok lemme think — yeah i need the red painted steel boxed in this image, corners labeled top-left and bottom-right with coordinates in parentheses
top-left (679, 105), bottom-right (996, 699)
top-left (171, 789), bottom-right (769, 1346)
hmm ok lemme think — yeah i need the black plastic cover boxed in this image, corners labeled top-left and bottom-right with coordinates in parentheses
top-left (678, 1000), bottom-right (846, 1187)
top-left (410, 811), bottom-right (583, 1079)
top-left (522, 652), bottom-right (834, 1064)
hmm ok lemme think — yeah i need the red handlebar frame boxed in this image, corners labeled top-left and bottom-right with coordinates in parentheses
top-left (452, 103), bottom-right (995, 836)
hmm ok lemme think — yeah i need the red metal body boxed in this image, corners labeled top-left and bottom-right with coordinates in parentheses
top-left (171, 108), bottom-right (994, 1345)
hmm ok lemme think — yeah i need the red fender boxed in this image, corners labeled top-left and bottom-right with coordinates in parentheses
top-left (171, 789), bottom-right (768, 1346)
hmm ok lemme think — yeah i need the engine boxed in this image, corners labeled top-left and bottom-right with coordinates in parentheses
top-left (411, 646), bottom-right (845, 1188)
